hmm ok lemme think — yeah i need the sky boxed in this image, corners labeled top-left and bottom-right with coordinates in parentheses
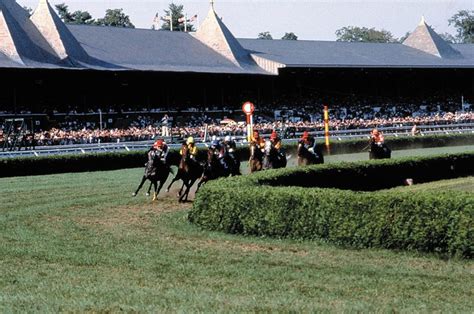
top-left (18, 0), bottom-right (472, 40)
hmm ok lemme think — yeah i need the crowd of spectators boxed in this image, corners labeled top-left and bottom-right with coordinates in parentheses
top-left (0, 95), bottom-right (472, 147)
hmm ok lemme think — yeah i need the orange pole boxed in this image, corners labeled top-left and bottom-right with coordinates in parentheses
top-left (324, 105), bottom-right (330, 154)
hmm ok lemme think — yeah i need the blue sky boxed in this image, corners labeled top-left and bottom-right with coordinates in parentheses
top-left (19, 0), bottom-right (471, 40)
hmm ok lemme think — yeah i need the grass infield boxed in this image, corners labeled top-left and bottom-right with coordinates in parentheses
top-left (0, 166), bottom-right (473, 311)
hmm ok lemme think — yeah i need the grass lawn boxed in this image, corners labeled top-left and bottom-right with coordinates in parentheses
top-left (388, 176), bottom-right (474, 193)
top-left (0, 167), bottom-right (473, 312)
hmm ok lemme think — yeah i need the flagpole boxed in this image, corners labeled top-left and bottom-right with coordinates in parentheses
top-left (185, 13), bottom-right (187, 32)
top-left (170, 12), bottom-right (173, 31)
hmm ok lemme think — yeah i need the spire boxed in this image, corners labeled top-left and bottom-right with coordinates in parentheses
top-left (194, 4), bottom-right (251, 67)
top-left (419, 15), bottom-right (425, 26)
top-left (403, 16), bottom-right (461, 59)
top-left (0, 0), bottom-right (58, 64)
top-left (30, 0), bottom-right (89, 63)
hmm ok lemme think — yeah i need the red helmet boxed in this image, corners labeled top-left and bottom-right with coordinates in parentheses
top-left (153, 139), bottom-right (164, 148)
top-left (253, 131), bottom-right (259, 137)
top-left (270, 131), bottom-right (278, 140)
top-left (302, 131), bottom-right (309, 139)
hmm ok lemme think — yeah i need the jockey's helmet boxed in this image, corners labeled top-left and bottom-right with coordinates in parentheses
top-left (270, 131), bottom-right (278, 140)
top-left (302, 131), bottom-right (309, 139)
top-left (372, 128), bottom-right (379, 135)
top-left (187, 137), bottom-right (194, 144)
top-left (154, 139), bottom-right (164, 148)
top-left (253, 131), bottom-right (259, 138)
top-left (211, 140), bottom-right (220, 148)
top-left (224, 135), bottom-right (231, 142)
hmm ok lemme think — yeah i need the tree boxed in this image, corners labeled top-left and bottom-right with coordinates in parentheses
top-left (160, 3), bottom-right (195, 32)
top-left (399, 31), bottom-right (411, 43)
top-left (439, 32), bottom-right (457, 44)
top-left (55, 3), bottom-right (95, 25)
top-left (55, 3), bottom-right (74, 23)
top-left (95, 9), bottom-right (135, 28)
top-left (258, 31), bottom-right (273, 40)
top-left (282, 32), bottom-right (298, 40)
top-left (448, 10), bottom-right (474, 43)
top-left (335, 26), bottom-right (396, 43)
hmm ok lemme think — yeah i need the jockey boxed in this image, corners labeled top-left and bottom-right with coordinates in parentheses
top-left (251, 130), bottom-right (265, 150)
top-left (180, 136), bottom-right (198, 160)
top-left (153, 139), bottom-right (169, 163)
top-left (270, 131), bottom-right (282, 151)
top-left (371, 128), bottom-right (385, 145)
top-left (301, 131), bottom-right (318, 155)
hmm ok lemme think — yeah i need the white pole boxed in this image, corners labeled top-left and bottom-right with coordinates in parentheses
top-left (461, 95), bottom-right (464, 112)
top-left (170, 12), bottom-right (173, 31)
top-left (185, 13), bottom-right (187, 32)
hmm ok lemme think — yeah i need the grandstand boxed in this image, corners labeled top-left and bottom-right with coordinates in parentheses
top-left (0, 0), bottom-right (473, 147)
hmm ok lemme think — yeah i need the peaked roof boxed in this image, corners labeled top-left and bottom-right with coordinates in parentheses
top-left (0, 0), bottom-right (58, 64)
top-left (194, 6), bottom-right (252, 67)
top-left (403, 17), bottom-right (461, 59)
top-left (30, 0), bottom-right (89, 64)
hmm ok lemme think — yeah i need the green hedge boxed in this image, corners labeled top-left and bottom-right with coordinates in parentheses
top-left (0, 133), bottom-right (472, 178)
top-left (190, 153), bottom-right (474, 258)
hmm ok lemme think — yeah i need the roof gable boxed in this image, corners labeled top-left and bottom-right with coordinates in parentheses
top-left (30, 0), bottom-right (89, 63)
top-left (0, 0), bottom-right (58, 64)
top-left (194, 6), bottom-right (251, 67)
top-left (403, 17), bottom-right (461, 59)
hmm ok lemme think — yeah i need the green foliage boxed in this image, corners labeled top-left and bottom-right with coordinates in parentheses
top-left (449, 9), bottom-right (474, 44)
top-left (281, 32), bottom-right (298, 40)
top-left (160, 3), bottom-right (195, 32)
top-left (55, 3), bottom-right (95, 25)
top-left (258, 31), bottom-right (273, 40)
top-left (336, 26), bottom-right (396, 43)
top-left (190, 152), bottom-right (474, 257)
top-left (95, 9), bottom-right (135, 28)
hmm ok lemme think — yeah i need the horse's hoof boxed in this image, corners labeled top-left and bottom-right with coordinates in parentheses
top-left (146, 192), bottom-right (150, 196)
top-left (152, 193), bottom-right (157, 201)
top-left (132, 193), bottom-right (137, 197)
top-left (166, 189), bottom-right (169, 193)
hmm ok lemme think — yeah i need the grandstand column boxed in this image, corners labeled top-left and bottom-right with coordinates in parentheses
top-left (324, 105), bottom-right (330, 154)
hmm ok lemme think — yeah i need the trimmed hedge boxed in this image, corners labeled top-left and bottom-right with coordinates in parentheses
top-left (190, 152), bottom-right (474, 258)
top-left (0, 133), bottom-right (473, 178)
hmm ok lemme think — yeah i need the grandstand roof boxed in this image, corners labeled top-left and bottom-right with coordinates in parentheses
top-left (30, 0), bottom-right (90, 64)
top-left (0, 0), bottom-right (473, 73)
top-left (402, 16), bottom-right (462, 59)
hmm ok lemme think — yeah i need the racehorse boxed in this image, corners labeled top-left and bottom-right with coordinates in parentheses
top-left (369, 141), bottom-right (391, 159)
top-left (249, 142), bottom-right (263, 173)
top-left (297, 141), bottom-right (324, 166)
top-left (133, 149), bottom-right (172, 200)
top-left (166, 144), bottom-right (203, 202)
top-left (226, 150), bottom-right (241, 176)
top-left (196, 148), bottom-right (230, 192)
top-left (263, 140), bottom-right (287, 170)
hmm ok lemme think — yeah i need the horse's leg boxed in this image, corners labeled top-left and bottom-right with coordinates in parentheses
top-left (155, 174), bottom-right (168, 197)
top-left (152, 180), bottom-right (158, 201)
top-left (195, 176), bottom-right (207, 194)
top-left (181, 178), bottom-right (197, 202)
top-left (178, 181), bottom-right (186, 197)
top-left (146, 181), bottom-right (153, 196)
top-left (133, 176), bottom-right (147, 196)
top-left (166, 173), bottom-right (180, 193)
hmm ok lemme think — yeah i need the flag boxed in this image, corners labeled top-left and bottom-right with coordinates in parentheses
top-left (188, 14), bottom-right (197, 22)
top-left (178, 16), bottom-right (186, 23)
top-left (152, 13), bottom-right (160, 29)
